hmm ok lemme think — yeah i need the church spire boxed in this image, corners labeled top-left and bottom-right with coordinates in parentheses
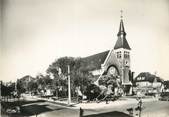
top-left (117, 10), bottom-right (126, 36)
top-left (114, 10), bottom-right (131, 50)
top-left (120, 10), bottom-right (123, 19)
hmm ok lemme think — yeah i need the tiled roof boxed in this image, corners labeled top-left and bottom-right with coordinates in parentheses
top-left (20, 75), bottom-right (34, 81)
top-left (82, 50), bottom-right (109, 71)
top-left (135, 72), bottom-right (163, 83)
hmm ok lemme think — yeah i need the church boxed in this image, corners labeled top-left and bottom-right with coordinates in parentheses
top-left (82, 15), bottom-right (132, 95)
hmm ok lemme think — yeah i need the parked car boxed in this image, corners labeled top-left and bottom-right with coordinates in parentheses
top-left (159, 92), bottom-right (169, 101)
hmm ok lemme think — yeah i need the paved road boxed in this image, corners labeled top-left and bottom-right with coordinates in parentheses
top-left (141, 101), bottom-right (169, 117)
top-left (83, 100), bottom-right (169, 117)
top-left (7, 97), bottom-right (169, 117)
top-left (21, 101), bottom-right (80, 117)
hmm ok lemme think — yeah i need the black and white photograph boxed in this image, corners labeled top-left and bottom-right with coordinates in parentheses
top-left (0, 0), bottom-right (169, 117)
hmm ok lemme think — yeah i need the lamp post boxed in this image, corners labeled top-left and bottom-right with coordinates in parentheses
top-left (68, 65), bottom-right (71, 105)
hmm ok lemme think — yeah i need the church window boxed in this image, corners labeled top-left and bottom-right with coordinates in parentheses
top-left (119, 52), bottom-right (121, 58)
top-left (127, 52), bottom-right (130, 58)
top-left (124, 51), bottom-right (126, 58)
top-left (117, 51), bottom-right (121, 58)
top-left (124, 51), bottom-right (130, 58)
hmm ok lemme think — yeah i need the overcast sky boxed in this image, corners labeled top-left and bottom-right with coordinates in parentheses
top-left (1, 0), bottom-right (169, 82)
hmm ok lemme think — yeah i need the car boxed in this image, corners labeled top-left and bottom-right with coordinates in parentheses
top-left (159, 92), bottom-right (169, 101)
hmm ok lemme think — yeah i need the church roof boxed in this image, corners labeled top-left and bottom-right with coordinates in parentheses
top-left (114, 19), bottom-right (131, 50)
top-left (114, 37), bottom-right (131, 50)
top-left (82, 50), bottom-right (109, 71)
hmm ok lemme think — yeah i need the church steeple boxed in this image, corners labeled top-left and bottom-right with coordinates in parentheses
top-left (117, 19), bottom-right (126, 36)
top-left (114, 10), bottom-right (131, 50)
top-left (114, 11), bottom-right (132, 88)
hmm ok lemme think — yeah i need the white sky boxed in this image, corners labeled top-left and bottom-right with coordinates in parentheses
top-left (1, 0), bottom-right (169, 82)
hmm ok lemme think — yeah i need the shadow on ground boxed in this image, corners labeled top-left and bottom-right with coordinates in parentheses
top-left (84, 111), bottom-right (131, 117)
top-left (2, 102), bottom-right (65, 117)
top-left (1, 100), bottom-right (46, 108)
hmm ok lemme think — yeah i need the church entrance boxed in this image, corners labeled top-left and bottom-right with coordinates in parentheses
top-left (97, 65), bottom-right (123, 97)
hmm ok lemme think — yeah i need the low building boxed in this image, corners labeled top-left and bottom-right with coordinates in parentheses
top-left (134, 72), bottom-right (164, 95)
top-left (18, 75), bottom-right (35, 92)
top-left (163, 80), bottom-right (169, 92)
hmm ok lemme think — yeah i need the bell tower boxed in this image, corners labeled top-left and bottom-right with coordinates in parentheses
top-left (114, 11), bottom-right (131, 85)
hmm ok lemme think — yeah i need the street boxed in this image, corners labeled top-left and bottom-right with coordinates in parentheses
top-left (79, 98), bottom-right (169, 117)
top-left (9, 97), bottom-right (169, 117)
top-left (82, 99), bottom-right (169, 117)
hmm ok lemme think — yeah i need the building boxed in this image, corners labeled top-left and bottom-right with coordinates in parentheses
top-left (134, 72), bottom-right (164, 95)
top-left (18, 75), bottom-right (35, 91)
top-left (164, 80), bottom-right (169, 91)
top-left (82, 15), bottom-right (132, 94)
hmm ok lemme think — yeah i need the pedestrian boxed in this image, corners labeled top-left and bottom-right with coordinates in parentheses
top-left (76, 87), bottom-right (83, 103)
top-left (79, 107), bottom-right (83, 117)
top-left (135, 97), bottom-right (142, 117)
top-left (105, 84), bottom-right (113, 104)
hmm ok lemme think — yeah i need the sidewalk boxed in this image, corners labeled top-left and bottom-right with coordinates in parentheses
top-left (24, 95), bottom-right (77, 107)
top-left (74, 97), bottom-right (158, 109)
top-left (24, 95), bottom-right (158, 110)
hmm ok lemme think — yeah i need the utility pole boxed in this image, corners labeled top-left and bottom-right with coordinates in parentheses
top-left (68, 65), bottom-right (71, 105)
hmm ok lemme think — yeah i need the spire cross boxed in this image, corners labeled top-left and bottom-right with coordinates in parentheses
top-left (120, 10), bottom-right (123, 19)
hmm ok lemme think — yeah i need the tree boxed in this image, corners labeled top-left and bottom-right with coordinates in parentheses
top-left (28, 81), bottom-right (38, 94)
top-left (16, 79), bottom-right (26, 98)
top-left (36, 74), bottom-right (52, 89)
top-left (46, 57), bottom-right (75, 75)
top-left (46, 57), bottom-right (92, 98)
top-left (1, 81), bottom-right (9, 101)
top-left (1, 81), bottom-right (16, 102)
